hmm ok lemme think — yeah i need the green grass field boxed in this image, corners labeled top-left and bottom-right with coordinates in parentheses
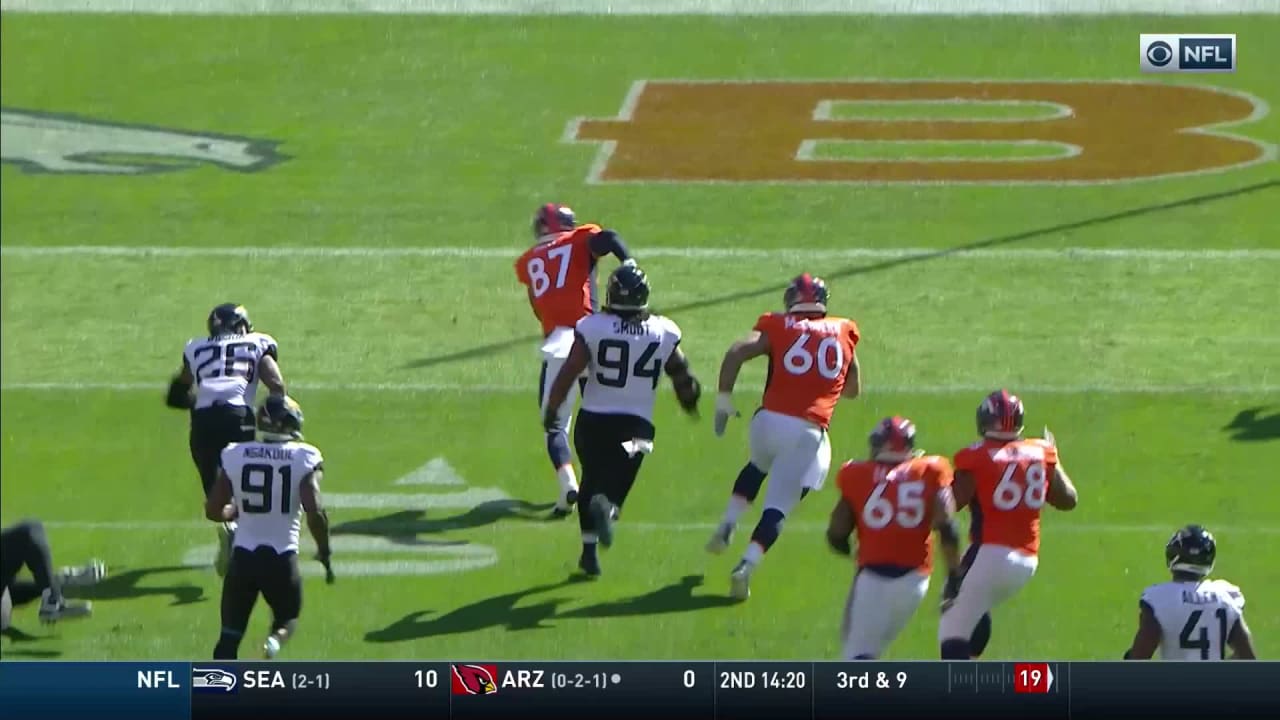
top-left (2, 3), bottom-right (1279, 662)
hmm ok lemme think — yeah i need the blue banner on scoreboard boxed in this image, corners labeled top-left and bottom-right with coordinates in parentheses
top-left (0, 662), bottom-right (189, 720)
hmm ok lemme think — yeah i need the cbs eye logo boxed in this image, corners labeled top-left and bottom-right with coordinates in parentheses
top-left (1145, 40), bottom-right (1174, 67)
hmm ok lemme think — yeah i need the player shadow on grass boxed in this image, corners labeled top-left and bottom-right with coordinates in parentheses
top-left (401, 179), bottom-right (1280, 371)
top-left (331, 500), bottom-right (559, 545)
top-left (364, 578), bottom-right (584, 642)
top-left (77, 565), bottom-right (206, 607)
top-left (1, 625), bottom-right (64, 656)
top-left (558, 574), bottom-right (738, 619)
top-left (1223, 407), bottom-right (1280, 442)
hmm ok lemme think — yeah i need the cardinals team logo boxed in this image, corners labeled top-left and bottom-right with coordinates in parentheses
top-left (451, 664), bottom-right (499, 695)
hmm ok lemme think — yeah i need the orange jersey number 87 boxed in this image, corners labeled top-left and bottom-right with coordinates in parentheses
top-left (527, 245), bottom-right (573, 297)
top-left (993, 462), bottom-right (1049, 511)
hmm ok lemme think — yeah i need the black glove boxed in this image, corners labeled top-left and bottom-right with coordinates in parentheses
top-left (165, 375), bottom-right (194, 409)
top-left (542, 408), bottom-right (560, 432)
top-left (673, 374), bottom-right (702, 416)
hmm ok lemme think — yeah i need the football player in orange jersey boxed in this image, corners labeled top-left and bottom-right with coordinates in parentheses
top-left (827, 417), bottom-right (962, 659)
top-left (708, 274), bottom-right (861, 600)
top-left (938, 390), bottom-right (1079, 660)
top-left (514, 204), bottom-right (632, 516)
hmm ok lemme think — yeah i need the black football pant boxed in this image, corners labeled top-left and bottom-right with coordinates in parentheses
top-left (573, 410), bottom-right (655, 535)
top-left (214, 546), bottom-right (302, 659)
top-left (189, 405), bottom-right (256, 497)
top-left (0, 520), bottom-right (58, 605)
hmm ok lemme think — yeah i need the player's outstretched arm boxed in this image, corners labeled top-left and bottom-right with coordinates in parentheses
top-left (544, 336), bottom-right (590, 429)
top-left (301, 470), bottom-right (333, 582)
top-left (664, 347), bottom-right (702, 416)
top-left (718, 331), bottom-right (768, 395)
top-left (205, 470), bottom-right (238, 522)
top-left (258, 353), bottom-right (287, 398)
top-left (1123, 602), bottom-right (1161, 659)
top-left (1047, 465), bottom-right (1078, 511)
top-left (841, 352), bottom-right (861, 399)
top-left (1228, 616), bottom-right (1257, 660)
top-left (826, 497), bottom-right (855, 556)
top-left (166, 362), bottom-right (195, 409)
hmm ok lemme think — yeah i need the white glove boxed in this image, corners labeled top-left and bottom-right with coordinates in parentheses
top-left (713, 392), bottom-right (739, 437)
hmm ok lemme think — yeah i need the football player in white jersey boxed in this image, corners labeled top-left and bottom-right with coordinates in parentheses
top-left (167, 303), bottom-right (287, 577)
top-left (543, 263), bottom-right (701, 577)
top-left (1125, 524), bottom-right (1256, 661)
top-left (205, 396), bottom-right (331, 660)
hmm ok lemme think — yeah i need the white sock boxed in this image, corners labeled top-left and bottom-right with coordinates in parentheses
top-left (742, 541), bottom-right (765, 566)
top-left (557, 465), bottom-right (579, 494)
top-left (723, 495), bottom-right (751, 527)
top-left (582, 533), bottom-right (598, 545)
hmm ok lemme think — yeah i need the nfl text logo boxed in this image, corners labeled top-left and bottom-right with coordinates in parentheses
top-left (1140, 34), bottom-right (1236, 73)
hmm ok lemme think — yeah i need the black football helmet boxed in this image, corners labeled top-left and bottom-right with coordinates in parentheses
top-left (605, 262), bottom-right (650, 313)
top-left (533, 203), bottom-right (576, 240)
top-left (208, 303), bottom-right (253, 336)
top-left (783, 273), bottom-right (829, 314)
top-left (258, 395), bottom-right (304, 440)
top-left (1166, 524), bottom-right (1216, 576)
top-left (977, 389), bottom-right (1024, 440)
top-left (869, 416), bottom-right (917, 463)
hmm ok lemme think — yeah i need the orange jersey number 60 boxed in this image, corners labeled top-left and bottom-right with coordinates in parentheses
top-left (783, 333), bottom-right (844, 379)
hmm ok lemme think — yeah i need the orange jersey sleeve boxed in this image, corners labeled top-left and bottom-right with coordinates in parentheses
top-left (514, 224), bottom-right (602, 336)
top-left (755, 313), bottom-right (860, 428)
top-left (954, 438), bottom-right (1058, 556)
top-left (839, 456), bottom-right (953, 573)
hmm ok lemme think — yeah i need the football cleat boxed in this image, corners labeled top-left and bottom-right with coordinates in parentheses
top-left (705, 523), bottom-right (734, 555)
top-left (578, 550), bottom-right (602, 578)
top-left (38, 589), bottom-right (92, 624)
top-left (533, 203), bottom-right (576, 240)
top-left (59, 560), bottom-right (107, 588)
top-left (589, 496), bottom-right (617, 549)
top-left (1166, 524), bottom-right (1216, 576)
top-left (869, 416), bottom-right (917, 463)
top-left (207, 303), bottom-right (253, 336)
top-left (263, 634), bottom-right (282, 659)
top-left (977, 389), bottom-right (1024, 440)
top-left (729, 561), bottom-right (753, 601)
top-left (783, 273), bottom-right (829, 315)
top-left (604, 262), bottom-right (650, 313)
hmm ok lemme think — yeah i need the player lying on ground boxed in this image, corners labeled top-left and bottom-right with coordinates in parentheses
top-left (0, 519), bottom-right (105, 629)
top-left (168, 303), bottom-right (288, 578)
top-left (515, 204), bottom-right (633, 517)
top-left (205, 396), bottom-right (331, 660)
top-left (542, 262), bottom-right (700, 577)
top-left (1125, 524), bottom-right (1256, 661)
top-left (709, 273), bottom-right (861, 600)
top-left (827, 417), bottom-right (962, 660)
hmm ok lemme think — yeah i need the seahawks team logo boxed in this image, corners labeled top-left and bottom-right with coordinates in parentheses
top-left (1, 108), bottom-right (286, 175)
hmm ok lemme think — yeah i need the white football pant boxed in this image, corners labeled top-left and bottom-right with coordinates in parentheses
top-left (748, 410), bottom-right (832, 515)
top-left (842, 568), bottom-right (930, 659)
top-left (938, 543), bottom-right (1038, 642)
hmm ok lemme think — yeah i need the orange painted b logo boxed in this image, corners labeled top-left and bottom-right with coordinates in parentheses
top-left (567, 80), bottom-right (1272, 184)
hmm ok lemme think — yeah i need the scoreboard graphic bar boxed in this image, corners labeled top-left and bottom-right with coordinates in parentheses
top-left (1, 661), bottom-right (1277, 720)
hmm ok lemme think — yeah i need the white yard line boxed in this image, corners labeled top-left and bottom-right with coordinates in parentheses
top-left (2, 381), bottom-right (1277, 394)
top-left (34, 519), bottom-right (1280, 535)
top-left (4, 245), bottom-right (1279, 261)
top-left (1, 0), bottom-right (1272, 15)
